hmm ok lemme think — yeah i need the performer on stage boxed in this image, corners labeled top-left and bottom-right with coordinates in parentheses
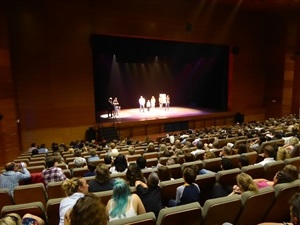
top-left (146, 100), bottom-right (151, 112)
top-left (151, 96), bottom-right (156, 108)
top-left (159, 95), bottom-right (163, 110)
top-left (113, 97), bottom-right (120, 116)
top-left (107, 97), bottom-right (114, 118)
top-left (139, 96), bottom-right (145, 112)
top-left (165, 95), bottom-right (170, 111)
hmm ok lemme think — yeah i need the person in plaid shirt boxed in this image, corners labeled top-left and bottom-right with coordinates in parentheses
top-left (42, 156), bottom-right (67, 186)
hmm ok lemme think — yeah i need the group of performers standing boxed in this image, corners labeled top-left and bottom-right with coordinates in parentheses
top-left (139, 95), bottom-right (170, 112)
top-left (107, 94), bottom-right (170, 118)
top-left (107, 97), bottom-right (120, 118)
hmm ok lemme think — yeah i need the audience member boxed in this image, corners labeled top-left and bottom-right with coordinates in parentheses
top-left (64, 193), bottom-right (108, 225)
top-left (28, 143), bottom-right (37, 153)
top-left (65, 193), bottom-right (107, 225)
top-left (0, 162), bottom-right (31, 195)
top-left (168, 167), bottom-right (200, 206)
top-left (42, 156), bottom-right (67, 187)
top-left (158, 166), bottom-right (172, 182)
top-left (126, 163), bottom-right (147, 186)
top-left (128, 146), bottom-right (135, 155)
top-left (254, 165), bottom-right (298, 189)
top-left (59, 178), bottom-right (89, 225)
top-left (106, 178), bottom-right (146, 221)
top-left (136, 156), bottom-right (147, 170)
top-left (0, 213), bottom-right (45, 225)
top-left (73, 150), bottom-right (87, 168)
top-left (83, 162), bottom-right (96, 177)
top-left (109, 154), bottom-right (128, 174)
top-left (38, 143), bottom-right (48, 154)
top-left (135, 172), bottom-right (162, 217)
top-left (256, 144), bottom-right (276, 166)
top-left (104, 154), bottom-right (112, 165)
top-left (276, 146), bottom-right (291, 161)
top-left (229, 173), bottom-right (258, 195)
top-left (237, 155), bottom-right (249, 168)
top-left (88, 164), bottom-right (115, 192)
top-left (87, 150), bottom-right (100, 162)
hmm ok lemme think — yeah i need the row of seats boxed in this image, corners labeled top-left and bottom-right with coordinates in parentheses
top-left (1, 154), bottom-right (298, 214)
top-left (2, 179), bottom-right (300, 225)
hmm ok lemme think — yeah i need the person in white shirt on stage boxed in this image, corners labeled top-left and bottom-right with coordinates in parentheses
top-left (151, 96), bottom-right (156, 108)
top-left (139, 96), bottom-right (145, 112)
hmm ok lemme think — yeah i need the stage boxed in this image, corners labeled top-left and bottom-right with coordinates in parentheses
top-left (96, 107), bottom-right (237, 139)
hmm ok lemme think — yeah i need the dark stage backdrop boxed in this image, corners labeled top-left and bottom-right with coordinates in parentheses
top-left (91, 34), bottom-right (229, 118)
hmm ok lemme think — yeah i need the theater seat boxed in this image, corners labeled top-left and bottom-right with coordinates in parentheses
top-left (0, 188), bottom-right (14, 212)
top-left (202, 194), bottom-right (242, 225)
top-left (156, 202), bottom-right (202, 225)
top-left (235, 186), bottom-right (275, 225)
top-left (159, 178), bottom-right (184, 207)
top-left (13, 183), bottom-right (48, 207)
top-left (108, 212), bottom-right (156, 225)
top-left (264, 179), bottom-right (300, 222)
top-left (46, 197), bottom-right (64, 225)
top-left (264, 161), bottom-right (285, 181)
top-left (241, 164), bottom-right (264, 179)
top-left (47, 181), bottom-right (65, 199)
top-left (1, 201), bottom-right (47, 222)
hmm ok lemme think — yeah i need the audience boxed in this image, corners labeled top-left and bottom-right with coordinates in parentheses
top-left (126, 163), bottom-right (147, 186)
top-left (168, 167), bottom-right (200, 206)
top-left (59, 178), bottom-right (89, 225)
top-left (88, 164), bottom-right (115, 192)
top-left (83, 162), bottom-right (96, 177)
top-left (42, 156), bottom-right (67, 187)
top-left (0, 213), bottom-right (45, 225)
top-left (229, 173), bottom-right (258, 195)
top-left (64, 193), bottom-right (107, 225)
top-left (135, 172), bottom-right (162, 217)
top-left (109, 154), bottom-right (128, 174)
top-left (0, 161), bottom-right (31, 195)
top-left (106, 178), bottom-right (146, 221)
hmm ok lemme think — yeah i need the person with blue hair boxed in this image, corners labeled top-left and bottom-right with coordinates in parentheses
top-left (106, 178), bottom-right (146, 221)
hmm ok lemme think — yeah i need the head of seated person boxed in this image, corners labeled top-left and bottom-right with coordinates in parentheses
top-left (221, 158), bottom-right (233, 170)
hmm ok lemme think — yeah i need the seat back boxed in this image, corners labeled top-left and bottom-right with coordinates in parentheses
top-left (47, 181), bottom-right (65, 199)
top-left (126, 154), bottom-right (142, 163)
top-left (142, 168), bottom-right (158, 179)
top-left (194, 174), bottom-right (216, 206)
top-left (72, 167), bottom-right (89, 178)
top-left (0, 188), bottom-right (14, 212)
top-left (264, 160), bottom-right (285, 181)
top-left (108, 212), bottom-right (156, 225)
top-left (146, 158), bottom-right (158, 168)
top-left (143, 152), bottom-right (159, 160)
top-left (160, 178), bottom-right (184, 207)
top-left (264, 179), bottom-right (300, 222)
top-left (1, 201), bottom-right (47, 222)
top-left (241, 164), bottom-right (264, 179)
top-left (241, 151), bottom-right (258, 165)
top-left (167, 164), bottom-right (182, 179)
top-left (284, 156), bottom-right (300, 171)
top-left (202, 194), bottom-right (242, 225)
top-left (215, 168), bottom-right (241, 186)
top-left (46, 197), bottom-right (64, 225)
top-left (13, 183), bottom-right (48, 207)
top-left (181, 161), bottom-right (204, 173)
top-left (28, 160), bottom-right (46, 167)
top-left (235, 186), bottom-right (275, 225)
top-left (156, 202), bottom-right (202, 225)
top-left (27, 165), bottom-right (45, 173)
top-left (203, 158), bottom-right (222, 172)
top-left (224, 155), bottom-right (240, 168)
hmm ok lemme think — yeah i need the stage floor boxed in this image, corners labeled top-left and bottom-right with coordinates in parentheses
top-left (99, 107), bottom-right (219, 123)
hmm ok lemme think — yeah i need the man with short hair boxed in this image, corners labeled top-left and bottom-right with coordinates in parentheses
top-left (42, 156), bottom-right (67, 187)
top-left (0, 162), bottom-right (31, 195)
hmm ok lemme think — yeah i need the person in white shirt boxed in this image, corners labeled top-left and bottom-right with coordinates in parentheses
top-left (139, 96), bottom-right (145, 112)
top-left (256, 144), bottom-right (276, 166)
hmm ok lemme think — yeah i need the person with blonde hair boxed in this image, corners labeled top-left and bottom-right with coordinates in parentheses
top-left (230, 173), bottom-right (258, 195)
top-left (106, 178), bottom-right (146, 221)
top-left (0, 213), bottom-right (45, 225)
top-left (277, 146), bottom-right (291, 161)
top-left (65, 193), bottom-right (107, 225)
top-left (59, 178), bottom-right (89, 225)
